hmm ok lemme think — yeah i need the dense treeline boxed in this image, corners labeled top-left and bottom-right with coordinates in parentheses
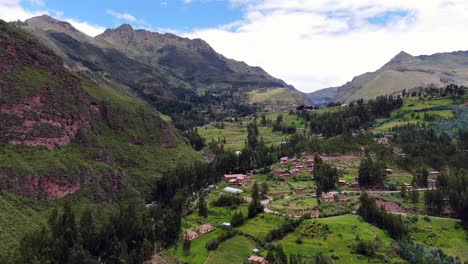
top-left (403, 83), bottom-right (466, 99)
top-left (184, 128), bottom-right (205, 151)
top-left (392, 125), bottom-right (467, 170)
top-left (397, 240), bottom-right (462, 264)
top-left (424, 170), bottom-right (468, 228)
top-left (299, 96), bottom-right (403, 138)
top-left (17, 202), bottom-right (154, 264)
top-left (358, 192), bottom-right (407, 239)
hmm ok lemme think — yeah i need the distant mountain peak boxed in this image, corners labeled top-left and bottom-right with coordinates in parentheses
top-left (26, 15), bottom-right (77, 32)
top-left (115, 24), bottom-right (133, 32)
top-left (393, 51), bottom-right (413, 59)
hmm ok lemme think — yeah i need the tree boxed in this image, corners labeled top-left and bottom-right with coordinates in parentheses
top-left (276, 114), bottom-right (283, 124)
top-left (198, 194), bottom-right (208, 218)
top-left (314, 162), bottom-right (338, 195)
top-left (400, 184), bottom-right (407, 200)
top-left (230, 211), bottom-right (244, 227)
top-left (247, 123), bottom-right (259, 150)
top-left (248, 182), bottom-right (263, 218)
top-left (182, 236), bottom-right (191, 256)
top-left (358, 156), bottom-right (385, 187)
top-left (261, 181), bottom-right (269, 196)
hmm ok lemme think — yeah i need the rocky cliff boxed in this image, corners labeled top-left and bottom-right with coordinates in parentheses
top-left (0, 20), bottom-right (200, 200)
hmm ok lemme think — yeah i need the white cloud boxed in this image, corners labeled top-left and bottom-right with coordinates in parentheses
top-left (29, 0), bottom-right (45, 6)
top-left (185, 0), bottom-right (468, 92)
top-left (62, 18), bottom-right (106, 37)
top-left (0, 0), bottom-right (105, 37)
top-left (0, 0), bottom-right (45, 22)
top-left (106, 9), bottom-right (137, 22)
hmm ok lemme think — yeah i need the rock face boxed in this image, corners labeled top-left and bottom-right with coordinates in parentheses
top-left (0, 20), bottom-right (198, 201)
top-left (0, 21), bottom-right (91, 150)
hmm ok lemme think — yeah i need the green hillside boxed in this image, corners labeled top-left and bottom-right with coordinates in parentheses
top-left (0, 19), bottom-right (201, 257)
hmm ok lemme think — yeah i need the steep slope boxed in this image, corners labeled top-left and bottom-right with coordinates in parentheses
top-left (0, 20), bottom-right (200, 200)
top-left (96, 24), bottom-right (288, 91)
top-left (18, 15), bottom-right (307, 115)
top-left (331, 51), bottom-right (468, 103)
top-left (306, 87), bottom-right (339, 107)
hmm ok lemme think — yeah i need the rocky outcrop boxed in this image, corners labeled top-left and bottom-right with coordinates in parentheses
top-left (1, 94), bottom-right (90, 150)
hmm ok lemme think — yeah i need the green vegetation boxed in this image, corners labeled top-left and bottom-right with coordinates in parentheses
top-left (204, 235), bottom-right (256, 264)
top-left (408, 216), bottom-right (468, 262)
top-left (247, 87), bottom-right (305, 105)
top-left (278, 215), bottom-right (398, 263)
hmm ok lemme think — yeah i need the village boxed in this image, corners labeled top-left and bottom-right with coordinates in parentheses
top-left (175, 153), bottom-right (442, 264)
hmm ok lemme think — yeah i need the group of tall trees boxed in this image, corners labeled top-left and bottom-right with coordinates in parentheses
top-left (358, 155), bottom-right (386, 187)
top-left (18, 202), bottom-right (155, 264)
top-left (424, 170), bottom-right (468, 228)
top-left (358, 192), bottom-right (407, 240)
top-left (313, 155), bottom-right (339, 195)
top-left (299, 96), bottom-right (403, 138)
top-left (248, 182), bottom-right (264, 218)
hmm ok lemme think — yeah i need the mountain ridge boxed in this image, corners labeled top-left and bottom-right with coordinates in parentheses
top-left (308, 50), bottom-right (468, 104)
top-left (18, 15), bottom-right (306, 116)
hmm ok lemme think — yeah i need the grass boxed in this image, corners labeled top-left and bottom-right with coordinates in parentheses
top-left (247, 87), bottom-right (304, 105)
top-left (399, 97), bottom-right (454, 112)
top-left (269, 195), bottom-right (318, 213)
top-left (238, 213), bottom-right (287, 241)
top-left (384, 169), bottom-right (414, 186)
top-left (374, 97), bottom-right (457, 133)
top-left (204, 235), bottom-right (257, 264)
top-left (263, 112), bottom-right (306, 128)
top-left (171, 229), bottom-right (222, 264)
top-left (277, 214), bottom-right (399, 263)
top-left (409, 216), bottom-right (468, 262)
top-left (198, 124), bottom-right (288, 150)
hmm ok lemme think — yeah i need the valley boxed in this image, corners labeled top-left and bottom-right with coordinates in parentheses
top-left (0, 10), bottom-right (467, 264)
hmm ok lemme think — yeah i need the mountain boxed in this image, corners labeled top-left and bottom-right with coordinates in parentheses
top-left (315, 50), bottom-right (468, 104)
top-left (18, 15), bottom-right (307, 118)
top-left (0, 18), bottom-right (202, 254)
top-left (0, 19), bottom-right (199, 202)
top-left (305, 87), bottom-right (339, 107)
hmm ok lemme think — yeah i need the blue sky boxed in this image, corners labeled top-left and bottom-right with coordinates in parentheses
top-left (2, 0), bottom-right (468, 92)
top-left (21, 0), bottom-right (245, 31)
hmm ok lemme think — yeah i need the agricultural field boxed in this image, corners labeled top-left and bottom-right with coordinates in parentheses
top-left (408, 216), bottom-right (468, 262)
top-left (277, 214), bottom-right (400, 263)
top-left (374, 96), bottom-right (461, 133)
top-left (198, 123), bottom-right (288, 150)
top-left (269, 195), bottom-right (318, 214)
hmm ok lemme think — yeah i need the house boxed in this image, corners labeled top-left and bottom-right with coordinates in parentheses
top-left (184, 231), bottom-right (198, 241)
top-left (224, 174), bottom-right (248, 186)
top-left (199, 224), bottom-right (214, 234)
top-left (321, 192), bottom-right (335, 202)
top-left (384, 169), bottom-right (394, 174)
top-left (224, 187), bottom-right (243, 194)
top-left (338, 180), bottom-right (348, 186)
top-left (248, 255), bottom-right (268, 264)
top-left (222, 222), bottom-right (232, 228)
top-left (280, 157), bottom-right (289, 164)
top-left (427, 179), bottom-right (437, 189)
top-left (403, 183), bottom-right (413, 191)
top-left (252, 248), bottom-right (261, 254)
top-left (429, 171), bottom-right (441, 177)
top-left (208, 185), bottom-right (216, 190)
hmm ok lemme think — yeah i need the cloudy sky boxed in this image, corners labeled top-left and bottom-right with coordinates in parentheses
top-left (1, 0), bottom-right (468, 92)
